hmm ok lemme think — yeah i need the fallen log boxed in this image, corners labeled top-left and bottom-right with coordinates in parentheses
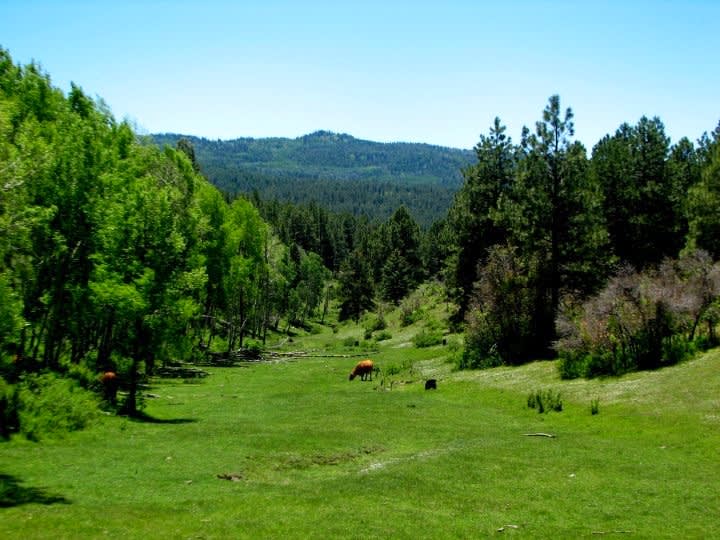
top-left (523, 432), bottom-right (556, 438)
top-left (155, 366), bottom-right (209, 378)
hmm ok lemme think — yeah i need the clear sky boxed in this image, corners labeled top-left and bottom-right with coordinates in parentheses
top-left (1, 1), bottom-right (718, 150)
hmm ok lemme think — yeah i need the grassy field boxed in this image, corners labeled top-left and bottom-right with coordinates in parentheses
top-left (2, 300), bottom-right (719, 538)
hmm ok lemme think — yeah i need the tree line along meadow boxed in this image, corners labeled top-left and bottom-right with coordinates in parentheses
top-left (1, 48), bottom-right (719, 439)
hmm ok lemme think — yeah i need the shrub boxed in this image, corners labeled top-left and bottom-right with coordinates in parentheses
top-left (445, 337), bottom-right (461, 352)
top-left (457, 344), bottom-right (502, 370)
top-left (555, 255), bottom-right (717, 378)
top-left (243, 340), bottom-right (264, 358)
top-left (342, 336), bottom-right (358, 348)
top-left (399, 293), bottom-right (422, 327)
top-left (385, 365), bottom-right (401, 376)
top-left (413, 329), bottom-right (443, 348)
top-left (374, 331), bottom-right (392, 342)
top-left (364, 312), bottom-right (387, 333)
top-left (16, 373), bottom-right (99, 441)
top-left (306, 323), bottom-right (323, 335)
top-left (558, 351), bottom-right (587, 380)
top-left (527, 389), bottom-right (563, 413)
top-left (590, 398), bottom-right (600, 415)
top-left (462, 246), bottom-right (544, 369)
top-left (64, 360), bottom-right (100, 392)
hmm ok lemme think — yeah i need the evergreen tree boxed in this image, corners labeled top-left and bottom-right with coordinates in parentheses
top-left (380, 249), bottom-right (412, 303)
top-left (337, 251), bottom-right (374, 322)
top-left (592, 117), bottom-right (679, 268)
top-left (447, 117), bottom-right (515, 317)
top-left (495, 95), bottom-right (611, 354)
top-left (686, 135), bottom-right (720, 257)
top-left (379, 205), bottom-right (422, 302)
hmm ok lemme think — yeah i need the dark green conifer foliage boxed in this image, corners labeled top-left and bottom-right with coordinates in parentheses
top-left (337, 251), bottom-right (374, 322)
top-left (592, 117), bottom-right (685, 268)
top-left (447, 117), bottom-right (515, 318)
top-left (686, 132), bottom-right (720, 257)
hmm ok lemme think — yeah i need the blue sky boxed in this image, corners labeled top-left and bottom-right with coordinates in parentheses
top-left (1, 1), bottom-right (718, 149)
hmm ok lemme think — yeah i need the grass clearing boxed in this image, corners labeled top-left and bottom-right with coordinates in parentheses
top-left (2, 305), bottom-right (719, 538)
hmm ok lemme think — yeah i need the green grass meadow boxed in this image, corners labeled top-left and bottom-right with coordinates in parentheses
top-left (2, 314), bottom-right (720, 538)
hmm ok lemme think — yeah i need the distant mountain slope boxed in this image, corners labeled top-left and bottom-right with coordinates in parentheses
top-left (153, 131), bottom-right (474, 187)
top-left (151, 131), bottom-right (475, 226)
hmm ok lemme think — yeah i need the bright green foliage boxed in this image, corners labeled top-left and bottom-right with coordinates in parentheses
top-left (15, 372), bottom-right (98, 441)
top-left (412, 327), bottom-right (444, 348)
top-left (295, 251), bottom-right (331, 323)
top-left (0, 49), bottom-right (328, 426)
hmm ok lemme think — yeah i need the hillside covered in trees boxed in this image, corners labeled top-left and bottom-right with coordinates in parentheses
top-left (152, 131), bottom-right (475, 227)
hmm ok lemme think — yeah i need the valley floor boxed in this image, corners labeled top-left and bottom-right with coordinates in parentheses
top-left (2, 335), bottom-right (719, 538)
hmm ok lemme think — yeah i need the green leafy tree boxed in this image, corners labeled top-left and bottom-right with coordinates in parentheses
top-left (296, 251), bottom-right (331, 323)
top-left (222, 198), bottom-right (266, 350)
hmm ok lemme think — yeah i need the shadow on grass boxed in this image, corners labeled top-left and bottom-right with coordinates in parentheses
top-left (125, 411), bottom-right (198, 424)
top-left (0, 474), bottom-right (70, 508)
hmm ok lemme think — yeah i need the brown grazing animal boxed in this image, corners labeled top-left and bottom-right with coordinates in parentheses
top-left (100, 371), bottom-right (119, 403)
top-left (349, 359), bottom-right (374, 381)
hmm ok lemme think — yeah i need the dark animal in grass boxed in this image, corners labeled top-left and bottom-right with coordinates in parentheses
top-left (425, 379), bottom-right (437, 390)
top-left (349, 359), bottom-right (374, 381)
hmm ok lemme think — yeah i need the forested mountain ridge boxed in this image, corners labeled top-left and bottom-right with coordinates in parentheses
top-left (152, 131), bottom-right (476, 226)
top-left (152, 131), bottom-right (474, 186)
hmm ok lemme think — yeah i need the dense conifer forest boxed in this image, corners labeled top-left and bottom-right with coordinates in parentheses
top-left (1, 48), bottom-right (720, 437)
top-left (152, 131), bottom-right (475, 227)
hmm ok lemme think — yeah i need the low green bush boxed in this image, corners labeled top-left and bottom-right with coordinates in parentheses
top-left (342, 336), bottom-right (359, 348)
top-left (527, 389), bottom-right (563, 413)
top-left (16, 373), bottom-right (99, 441)
top-left (413, 329), bottom-right (443, 348)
